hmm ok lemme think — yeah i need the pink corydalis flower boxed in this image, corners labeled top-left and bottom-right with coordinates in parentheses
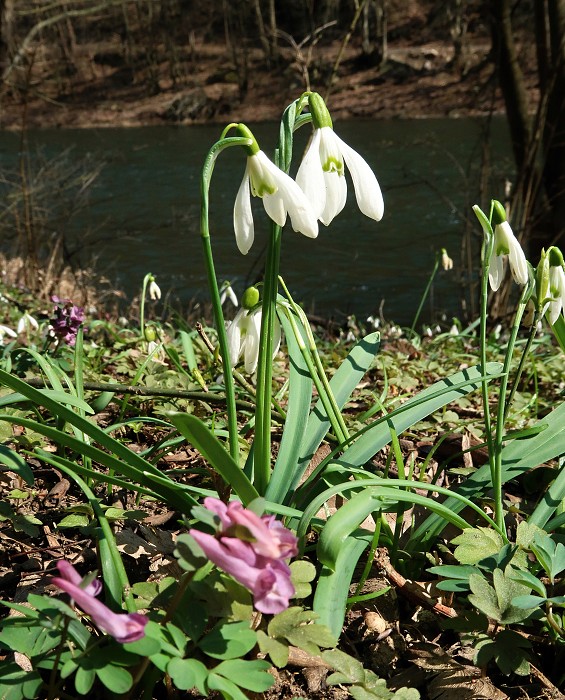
top-left (51, 561), bottom-right (148, 643)
top-left (189, 497), bottom-right (298, 614)
top-left (50, 296), bottom-right (85, 346)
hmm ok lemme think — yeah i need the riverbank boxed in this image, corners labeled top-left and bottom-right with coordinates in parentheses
top-left (0, 36), bottom-right (534, 131)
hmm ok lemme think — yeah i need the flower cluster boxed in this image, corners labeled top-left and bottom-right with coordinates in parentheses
top-left (189, 497), bottom-right (298, 614)
top-left (50, 296), bottom-right (85, 346)
top-left (51, 561), bottom-right (148, 643)
top-left (226, 285), bottom-right (281, 375)
top-left (232, 93), bottom-right (384, 255)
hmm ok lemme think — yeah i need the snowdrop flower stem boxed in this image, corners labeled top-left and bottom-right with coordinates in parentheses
top-left (473, 200), bottom-right (535, 534)
top-left (200, 135), bottom-right (254, 463)
top-left (409, 251), bottom-right (441, 337)
top-left (253, 97), bottom-right (311, 493)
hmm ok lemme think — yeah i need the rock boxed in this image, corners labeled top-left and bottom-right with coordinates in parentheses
top-left (162, 89), bottom-right (214, 121)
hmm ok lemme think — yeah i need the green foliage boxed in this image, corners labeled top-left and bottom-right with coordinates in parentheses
top-left (451, 527), bottom-right (506, 565)
top-left (468, 567), bottom-right (533, 625)
top-left (473, 630), bottom-right (532, 676)
top-left (323, 649), bottom-right (420, 699)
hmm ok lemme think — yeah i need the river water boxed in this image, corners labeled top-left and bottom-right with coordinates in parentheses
top-left (0, 118), bottom-right (512, 325)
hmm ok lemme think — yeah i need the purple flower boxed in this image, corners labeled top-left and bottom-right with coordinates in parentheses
top-left (50, 296), bottom-right (85, 346)
top-left (51, 561), bottom-right (148, 643)
top-left (189, 498), bottom-right (298, 614)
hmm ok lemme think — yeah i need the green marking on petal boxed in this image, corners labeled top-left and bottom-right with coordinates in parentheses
top-left (322, 156), bottom-right (344, 175)
top-left (253, 182), bottom-right (277, 197)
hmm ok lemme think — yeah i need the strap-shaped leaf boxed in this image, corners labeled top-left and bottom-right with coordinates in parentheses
top-left (317, 486), bottom-right (472, 571)
top-left (337, 362), bottom-right (503, 469)
top-left (313, 533), bottom-right (372, 638)
top-left (168, 412), bottom-right (259, 505)
top-left (265, 312), bottom-right (313, 504)
top-left (411, 399), bottom-right (565, 547)
top-left (290, 332), bottom-right (381, 495)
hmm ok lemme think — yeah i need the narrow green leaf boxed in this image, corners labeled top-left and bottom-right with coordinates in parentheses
top-left (291, 332), bottom-right (381, 495)
top-left (0, 445), bottom-right (34, 485)
top-left (313, 533), bottom-right (372, 637)
top-left (411, 399), bottom-right (565, 547)
top-left (168, 412), bottom-right (259, 505)
top-left (337, 362), bottom-right (502, 469)
top-left (266, 312), bottom-right (313, 504)
top-left (317, 486), bottom-right (472, 571)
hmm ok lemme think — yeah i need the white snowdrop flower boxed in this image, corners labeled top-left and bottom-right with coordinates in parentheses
top-left (480, 201), bottom-right (528, 292)
top-left (148, 278), bottom-right (161, 300)
top-left (441, 248), bottom-right (453, 271)
top-left (0, 324), bottom-right (17, 345)
top-left (227, 306), bottom-right (281, 376)
top-left (220, 281), bottom-right (238, 308)
top-left (546, 247), bottom-right (565, 326)
top-left (17, 312), bottom-right (39, 335)
top-left (296, 92), bottom-right (384, 226)
top-left (233, 125), bottom-right (318, 255)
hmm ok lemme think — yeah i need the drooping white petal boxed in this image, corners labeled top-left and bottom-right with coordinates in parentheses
top-left (265, 167), bottom-right (317, 238)
top-left (244, 310), bottom-right (262, 375)
top-left (338, 136), bottom-right (384, 222)
top-left (263, 189), bottom-right (288, 228)
top-left (227, 308), bottom-right (246, 367)
top-left (320, 168), bottom-right (347, 226)
top-left (489, 253), bottom-right (505, 291)
top-left (296, 130), bottom-right (326, 222)
top-left (0, 324), bottom-right (17, 344)
top-left (506, 233), bottom-right (528, 286)
top-left (233, 166), bottom-right (254, 255)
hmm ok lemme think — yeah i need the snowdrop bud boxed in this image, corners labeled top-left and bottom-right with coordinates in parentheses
top-left (308, 91), bottom-right (333, 129)
top-left (491, 199), bottom-right (508, 226)
top-left (144, 326), bottom-right (157, 342)
top-left (241, 286), bottom-right (260, 310)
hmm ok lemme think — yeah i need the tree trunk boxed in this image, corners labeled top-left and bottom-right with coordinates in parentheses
top-left (0, 0), bottom-right (15, 71)
top-left (489, 0), bottom-right (533, 171)
top-left (541, 0), bottom-right (565, 248)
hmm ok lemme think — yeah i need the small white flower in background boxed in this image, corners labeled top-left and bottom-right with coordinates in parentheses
top-left (493, 323), bottom-right (502, 340)
top-left (449, 324), bottom-right (459, 336)
top-left (441, 248), bottom-right (453, 271)
top-left (233, 124), bottom-right (318, 255)
top-left (296, 92), bottom-right (384, 226)
top-left (547, 247), bottom-right (565, 325)
top-left (220, 281), bottom-right (238, 308)
top-left (424, 326), bottom-right (433, 337)
top-left (17, 312), bottom-right (39, 335)
top-left (366, 315), bottom-right (380, 329)
top-left (226, 286), bottom-right (281, 376)
top-left (486, 201), bottom-right (529, 291)
top-left (0, 324), bottom-right (17, 345)
top-left (148, 278), bottom-right (161, 301)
